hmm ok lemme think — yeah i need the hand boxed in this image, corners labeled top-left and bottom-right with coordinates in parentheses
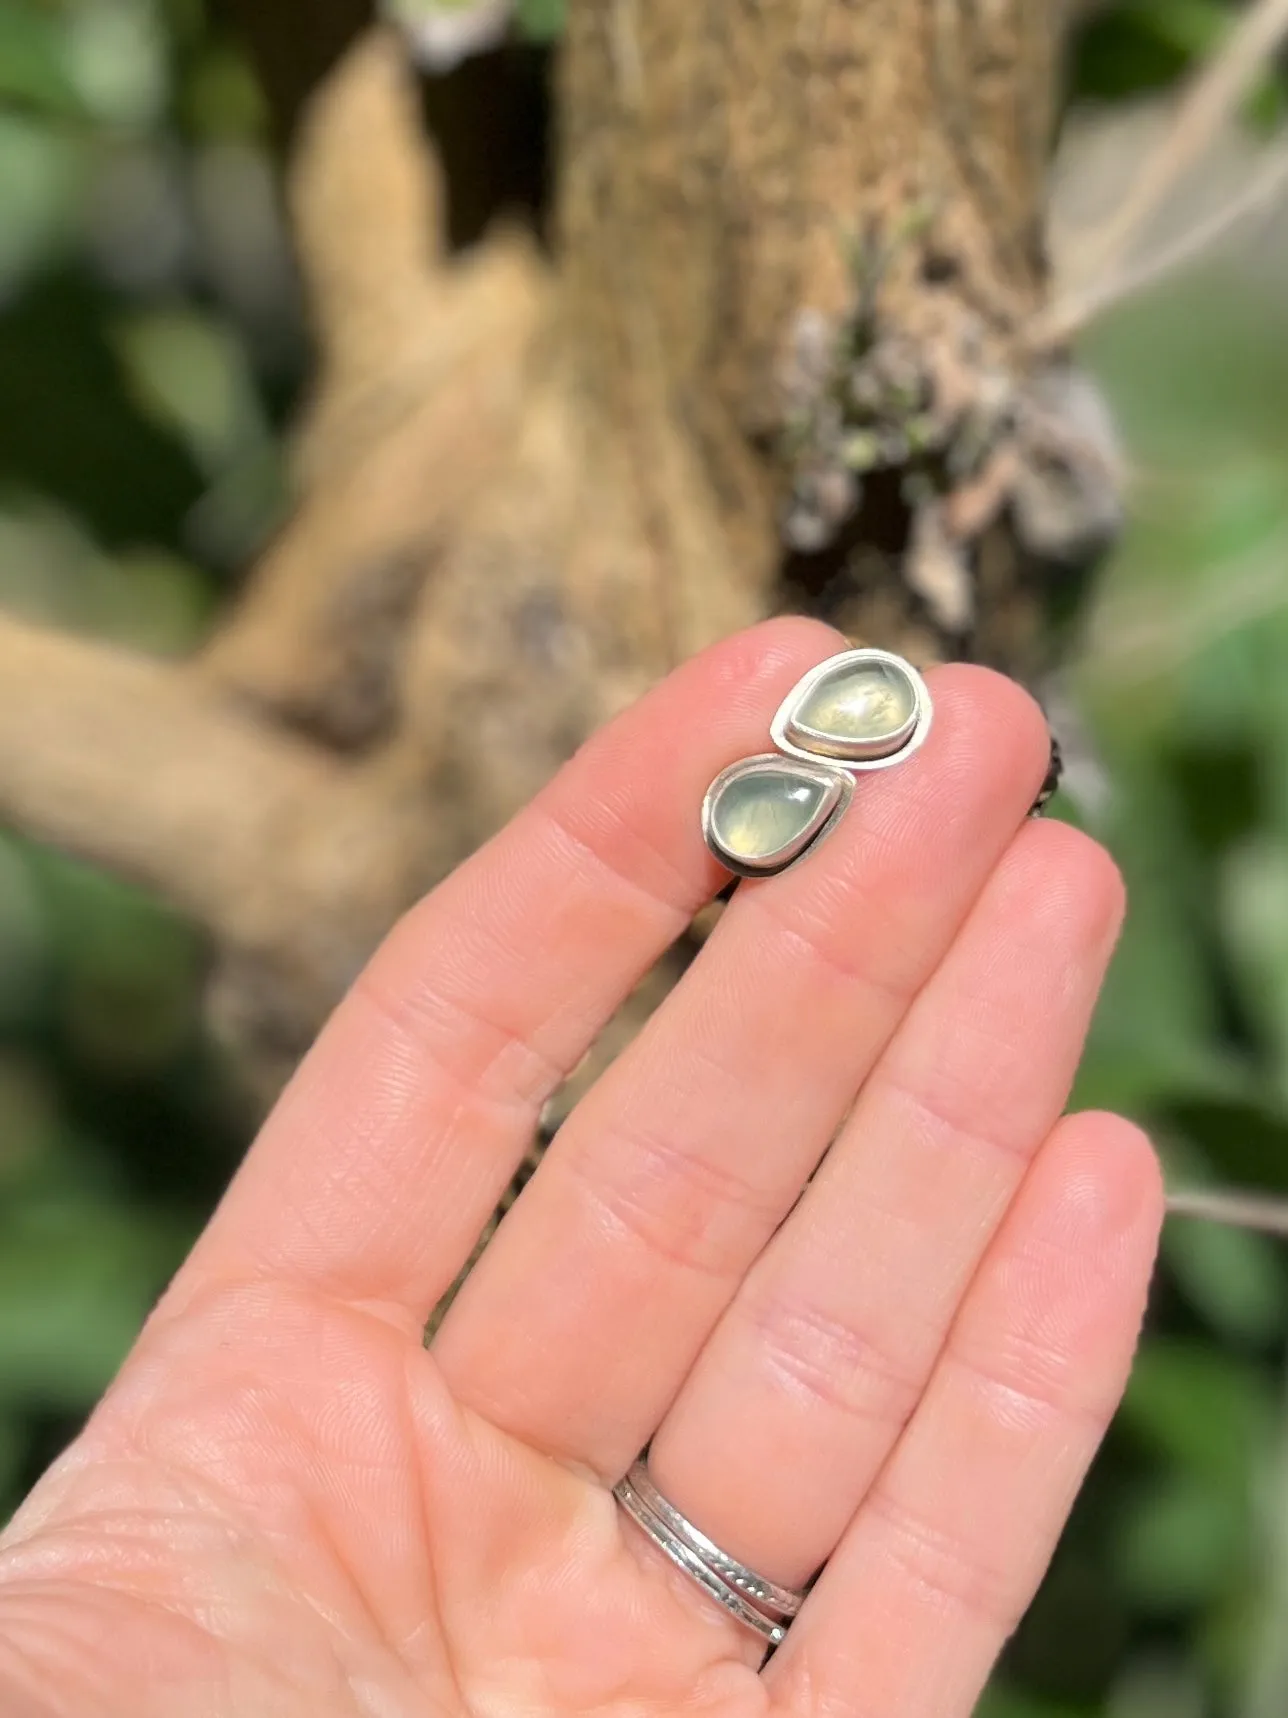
top-left (0, 621), bottom-right (1162, 1718)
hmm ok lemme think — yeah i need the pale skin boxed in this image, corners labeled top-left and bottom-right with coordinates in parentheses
top-left (0, 619), bottom-right (1163, 1718)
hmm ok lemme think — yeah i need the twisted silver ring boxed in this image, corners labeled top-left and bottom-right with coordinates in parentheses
top-left (613, 1459), bottom-right (806, 1647)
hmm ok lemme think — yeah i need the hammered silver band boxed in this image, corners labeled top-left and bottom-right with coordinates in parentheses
top-left (613, 1459), bottom-right (806, 1647)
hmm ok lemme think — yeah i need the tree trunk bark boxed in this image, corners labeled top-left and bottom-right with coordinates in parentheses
top-left (0, 4), bottom-right (1112, 1099)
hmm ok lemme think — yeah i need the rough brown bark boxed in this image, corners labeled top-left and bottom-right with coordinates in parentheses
top-left (0, 5), bottom-right (1113, 1100)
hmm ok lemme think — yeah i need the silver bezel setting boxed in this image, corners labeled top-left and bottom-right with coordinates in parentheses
top-left (769, 647), bottom-right (933, 771)
top-left (701, 753), bottom-right (853, 881)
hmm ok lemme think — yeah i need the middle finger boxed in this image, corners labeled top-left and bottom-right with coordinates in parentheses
top-left (433, 662), bottom-right (1050, 1474)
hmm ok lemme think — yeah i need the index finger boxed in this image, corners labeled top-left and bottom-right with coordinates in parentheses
top-left (179, 618), bottom-right (846, 1317)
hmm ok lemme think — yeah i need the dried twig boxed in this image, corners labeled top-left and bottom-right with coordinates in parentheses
top-left (1069, 0), bottom-right (1288, 291)
top-left (0, 612), bottom-right (338, 938)
top-left (1034, 141), bottom-right (1288, 348)
top-left (1167, 1188), bottom-right (1288, 1239)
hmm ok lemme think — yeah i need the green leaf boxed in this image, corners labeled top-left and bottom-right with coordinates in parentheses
top-left (515, 0), bottom-right (564, 40)
top-left (0, 1195), bottom-right (183, 1411)
top-left (0, 1), bottom-right (85, 116)
top-left (181, 42), bottom-right (267, 140)
top-left (0, 112), bottom-right (82, 292)
top-left (975, 1689), bottom-right (1089, 1718)
top-left (1073, 0), bottom-right (1225, 99)
top-left (38, 851), bottom-right (202, 1074)
top-left (0, 1054), bottom-right (59, 1191)
top-left (1073, 764), bottom-right (1225, 1114)
top-left (110, 307), bottom-right (269, 477)
top-left (1160, 1095), bottom-right (1288, 1197)
top-left (1121, 1340), bottom-right (1278, 1487)
top-left (1126, 0), bottom-right (1243, 59)
top-left (62, 0), bottom-right (168, 130)
top-left (1117, 1472), bottom-right (1249, 1610)
top-left (1074, 0), bottom-right (1285, 121)
top-left (1163, 1198), bottom-right (1288, 1348)
top-left (0, 835), bottom-right (48, 1032)
top-left (1102, 1654), bottom-right (1211, 1718)
top-left (1221, 836), bottom-right (1288, 1096)
top-left (0, 1413), bottom-right (30, 1523)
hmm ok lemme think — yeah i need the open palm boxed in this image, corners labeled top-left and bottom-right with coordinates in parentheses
top-left (0, 622), bottom-right (1161, 1718)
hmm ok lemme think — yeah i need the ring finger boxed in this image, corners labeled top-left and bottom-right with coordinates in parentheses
top-left (645, 814), bottom-right (1126, 1595)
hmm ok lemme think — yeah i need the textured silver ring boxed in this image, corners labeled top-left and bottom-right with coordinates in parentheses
top-left (613, 1460), bottom-right (804, 1647)
top-left (702, 647), bottom-right (933, 879)
top-left (624, 1461), bottom-right (805, 1618)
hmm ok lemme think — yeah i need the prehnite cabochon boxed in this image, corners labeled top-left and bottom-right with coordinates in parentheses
top-left (785, 657), bottom-right (918, 760)
top-left (706, 762), bottom-right (842, 871)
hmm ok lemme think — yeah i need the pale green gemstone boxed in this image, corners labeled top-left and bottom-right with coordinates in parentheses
top-left (788, 660), bottom-right (917, 759)
top-left (709, 768), bottom-right (833, 866)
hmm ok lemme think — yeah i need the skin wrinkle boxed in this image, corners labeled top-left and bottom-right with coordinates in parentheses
top-left (97, 1289), bottom-right (431, 1675)
top-left (859, 1481), bottom-right (1028, 1638)
top-left (877, 1064), bottom-right (1049, 1171)
top-left (240, 1097), bottom-right (490, 1300)
top-left (537, 787), bottom-right (715, 931)
top-left (741, 886), bottom-right (922, 1018)
top-left (880, 985), bottom-right (1062, 1129)
top-left (551, 960), bottom-right (837, 1253)
top-left (558, 1110), bottom-right (790, 1285)
top-left (757, 1116), bottom-right (1160, 1718)
top-left (353, 966), bottom-right (570, 1119)
top-left (941, 1345), bottom-right (1107, 1440)
top-left (745, 1287), bottom-right (928, 1433)
top-left (394, 1349), bottom-right (464, 1704)
top-left (206, 1368), bottom-right (435, 1706)
top-left (0, 1490), bottom-right (343, 1713)
top-left (367, 628), bottom-right (839, 1075)
top-left (0, 1580), bottom-right (236, 1716)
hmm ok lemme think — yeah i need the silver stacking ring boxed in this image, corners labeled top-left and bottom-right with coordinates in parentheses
top-left (613, 1458), bottom-right (807, 1647)
top-left (702, 648), bottom-right (933, 879)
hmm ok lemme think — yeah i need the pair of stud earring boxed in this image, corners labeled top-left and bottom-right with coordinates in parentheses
top-left (701, 647), bottom-right (1063, 880)
top-left (701, 648), bottom-right (934, 879)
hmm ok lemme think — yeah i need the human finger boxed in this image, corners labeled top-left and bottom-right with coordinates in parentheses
top-left (766, 1112), bottom-right (1162, 1718)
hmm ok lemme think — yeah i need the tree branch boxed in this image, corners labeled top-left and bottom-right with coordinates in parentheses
top-left (1167, 1188), bottom-right (1288, 1240)
top-left (0, 614), bottom-right (336, 936)
top-left (1034, 140), bottom-right (1288, 348)
top-left (1070, 0), bottom-right (1288, 290)
top-left (287, 26), bottom-right (449, 393)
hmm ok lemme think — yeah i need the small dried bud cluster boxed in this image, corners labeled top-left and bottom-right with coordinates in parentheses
top-left (778, 250), bottom-right (1126, 654)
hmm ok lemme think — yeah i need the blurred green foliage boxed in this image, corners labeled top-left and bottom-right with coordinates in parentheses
top-left (994, 260), bottom-right (1288, 1717)
top-left (0, 0), bottom-right (297, 1517)
top-left (1, 3), bottom-right (1288, 1715)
